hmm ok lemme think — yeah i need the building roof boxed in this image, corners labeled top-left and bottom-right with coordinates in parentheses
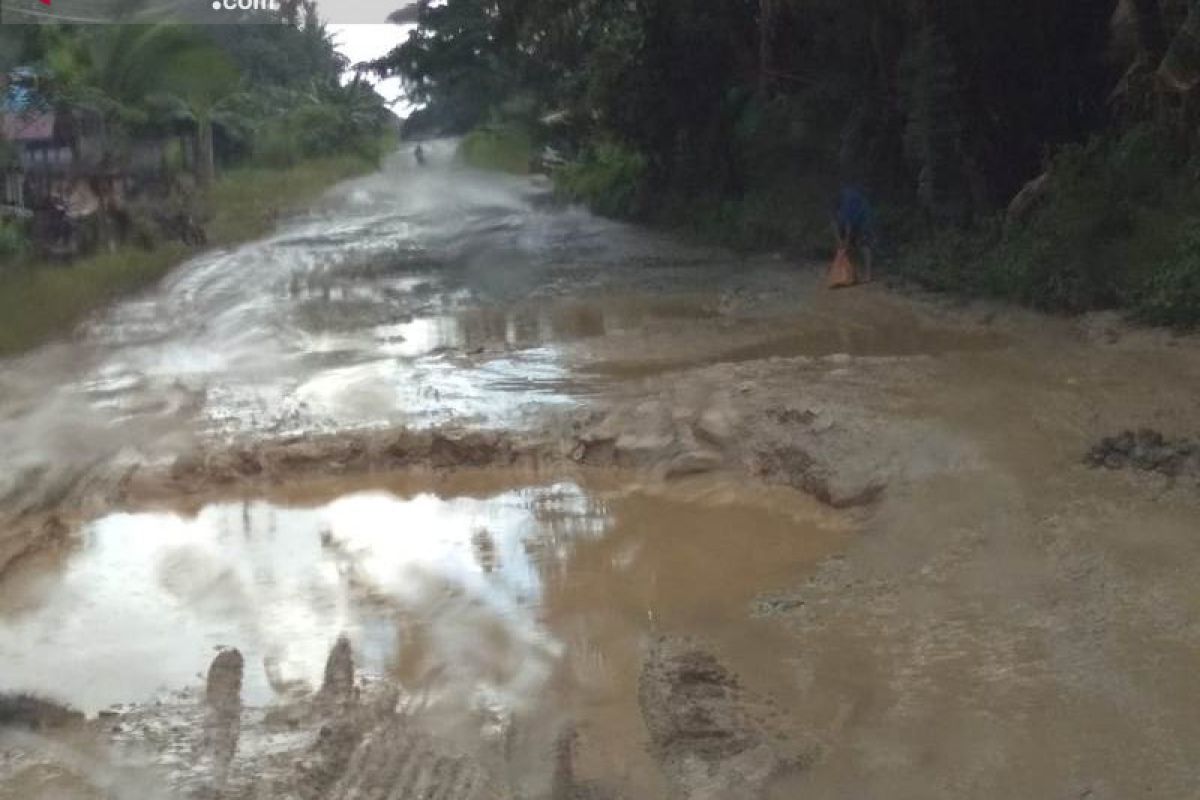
top-left (1, 111), bottom-right (55, 142)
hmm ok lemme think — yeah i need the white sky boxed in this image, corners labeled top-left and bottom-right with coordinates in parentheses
top-left (318, 0), bottom-right (411, 25)
top-left (327, 22), bottom-right (417, 114)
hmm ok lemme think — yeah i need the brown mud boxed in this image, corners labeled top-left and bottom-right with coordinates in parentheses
top-left (0, 472), bottom-right (847, 799)
top-left (3, 151), bottom-right (1200, 798)
top-left (638, 636), bottom-right (816, 799)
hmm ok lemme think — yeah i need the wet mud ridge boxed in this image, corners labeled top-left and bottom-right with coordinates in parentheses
top-left (0, 637), bottom-right (816, 800)
top-left (0, 429), bottom-right (549, 579)
top-left (1086, 428), bottom-right (1200, 479)
top-left (87, 641), bottom-right (505, 800)
top-left (638, 637), bottom-right (813, 799)
top-left (198, 648), bottom-right (243, 796)
top-left (150, 353), bottom-right (936, 509)
top-left (276, 637), bottom-right (497, 800)
top-left (0, 359), bottom-right (910, 579)
top-left (0, 459), bottom-right (131, 582)
top-left (0, 695), bottom-right (84, 731)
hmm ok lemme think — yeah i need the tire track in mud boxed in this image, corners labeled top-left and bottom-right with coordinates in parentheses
top-left (226, 636), bottom-right (503, 800)
top-left (316, 719), bottom-right (496, 800)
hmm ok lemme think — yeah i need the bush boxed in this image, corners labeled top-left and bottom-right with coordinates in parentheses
top-left (554, 141), bottom-right (647, 218)
top-left (896, 223), bottom-right (996, 294)
top-left (1135, 227), bottom-right (1200, 328)
top-left (253, 120), bottom-right (303, 167)
top-left (251, 104), bottom-right (389, 169)
top-left (458, 125), bottom-right (533, 174)
top-left (896, 124), bottom-right (1195, 315)
top-left (989, 138), bottom-right (1138, 310)
top-left (0, 219), bottom-right (29, 264)
top-left (0, 153), bottom-right (381, 355)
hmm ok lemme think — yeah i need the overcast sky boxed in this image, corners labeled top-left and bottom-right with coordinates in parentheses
top-left (318, 0), bottom-right (409, 25)
top-left (327, 22), bottom-right (416, 113)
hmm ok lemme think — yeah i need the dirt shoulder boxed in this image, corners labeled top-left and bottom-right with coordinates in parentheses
top-left (744, 286), bottom-right (1200, 797)
top-left (0, 153), bottom-right (383, 358)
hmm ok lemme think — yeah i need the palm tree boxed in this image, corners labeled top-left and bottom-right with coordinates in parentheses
top-left (42, 25), bottom-right (241, 184)
top-left (159, 45), bottom-right (240, 185)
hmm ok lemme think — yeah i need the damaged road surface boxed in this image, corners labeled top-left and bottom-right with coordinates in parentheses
top-left (0, 474), bottom-right (846, 799)
top-left (4, 143), bottom-right (1200, 798)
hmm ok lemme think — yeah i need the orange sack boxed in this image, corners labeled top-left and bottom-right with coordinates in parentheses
top-left (827, 246), bottom-right (857, 289)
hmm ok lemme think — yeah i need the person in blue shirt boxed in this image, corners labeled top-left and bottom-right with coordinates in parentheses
top-left (834, 185), bottom-right (875, 283)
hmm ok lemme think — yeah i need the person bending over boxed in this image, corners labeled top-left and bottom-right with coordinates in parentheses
top-left (833, 185), bottom-right (875, 283)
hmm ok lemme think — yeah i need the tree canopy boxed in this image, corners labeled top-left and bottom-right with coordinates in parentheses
top-left (374, 0), bottom-right (1132, 212)
top-left (4, 5), bottom-right (394, 181)
top-left (373, 0), bottom-right (1200, 324)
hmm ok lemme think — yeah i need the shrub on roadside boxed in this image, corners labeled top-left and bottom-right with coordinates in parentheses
top-left (250, 105), bottom-right (389, 169)
top-left (252, 119), bottom-right (304, 167)
top-left (896, 124), bottom-right (1194, 315)
top-left (996, 136), bottom-right (1140, 310)
top-left (554, 141), bottom-right (647, 218)
top-left (458, 125), bottom-right (533, 174)
top-left (0, 153), bottom-right (381, 355)
top-left (1134, 227), bottom-right (1200, 328)
top-left (0, 219), bottom-right (29, 264)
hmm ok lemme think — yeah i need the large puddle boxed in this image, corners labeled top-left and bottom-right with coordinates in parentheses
top-left (0, 474), bottom-right (846, 781)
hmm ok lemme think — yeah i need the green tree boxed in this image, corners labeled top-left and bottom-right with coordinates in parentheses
top-left (159, 44), bottom-right (240, 185)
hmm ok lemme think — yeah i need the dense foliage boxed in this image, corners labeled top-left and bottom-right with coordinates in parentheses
top-left (0, 6), bottom-right (395, 351)
top-left (0, 6), bottom-right (393, 252)
top-left (376, 0), bottom-right (1200, 325)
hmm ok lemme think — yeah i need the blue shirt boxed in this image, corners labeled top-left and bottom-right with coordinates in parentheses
top-left (836, 187), bottom-right (873, 232)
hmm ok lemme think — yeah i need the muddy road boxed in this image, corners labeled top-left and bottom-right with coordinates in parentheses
top-left (2, 143), bottom-right (1200, 799)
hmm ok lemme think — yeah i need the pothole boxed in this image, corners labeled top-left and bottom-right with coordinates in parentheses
top-left (0, 469), bottom-right (848, 798)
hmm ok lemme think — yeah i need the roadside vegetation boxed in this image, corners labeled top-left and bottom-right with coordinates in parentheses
top-left (0, 6), bottom-right (395, 354)
top-left (458, 124), bottom-right (532, 174)
top-left (373, 0), bottom-right (1200, 328)
top-left (897, 122), bottom-right (1200, 326)
top-left (0, 153), bottom-right (379, 355)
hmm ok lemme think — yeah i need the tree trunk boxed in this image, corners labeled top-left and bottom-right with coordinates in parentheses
top-left (196, 113), bottom-right (215, 187)
top-left (758, 0), bottom-right (774, 98)
top-left (1110, 0), bottom-right (1170, 122)
top-left (1161, 2), bottom-right (1200, 92)
top-left (1129, 0), bottom-right (1168, 65)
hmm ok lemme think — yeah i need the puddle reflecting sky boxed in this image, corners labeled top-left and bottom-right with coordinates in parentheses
top-left (0, 483), bottom-right (606, 713)
top-left (0, 477), bottom-right (845, 729)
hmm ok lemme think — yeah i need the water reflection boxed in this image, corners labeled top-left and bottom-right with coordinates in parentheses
top-left (0, 483), bottom-right (607, 714)
top-left (0, 471), bottom-right (846, 793)
top-left (0, 148), bottom-right (732, 489)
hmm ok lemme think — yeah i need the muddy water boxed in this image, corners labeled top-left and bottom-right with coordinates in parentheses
top-left (0, 141), bottom-right (736, 485)
top-left (0, 141), bottom-right (1005, 500)
top-left (0, 472), bottom-right (845, 790)
top-left (0, 140), bottom-right (1045, 797)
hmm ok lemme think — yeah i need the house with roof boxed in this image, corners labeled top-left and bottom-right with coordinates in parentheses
top-left (1, 67), bottom-right (178, 213)
top-left (1, 67), bottom-right (85, 214)
top-left (2, 109), bottom-right (68, 209)
top-left (1, 67), bottom-right (193, 255)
